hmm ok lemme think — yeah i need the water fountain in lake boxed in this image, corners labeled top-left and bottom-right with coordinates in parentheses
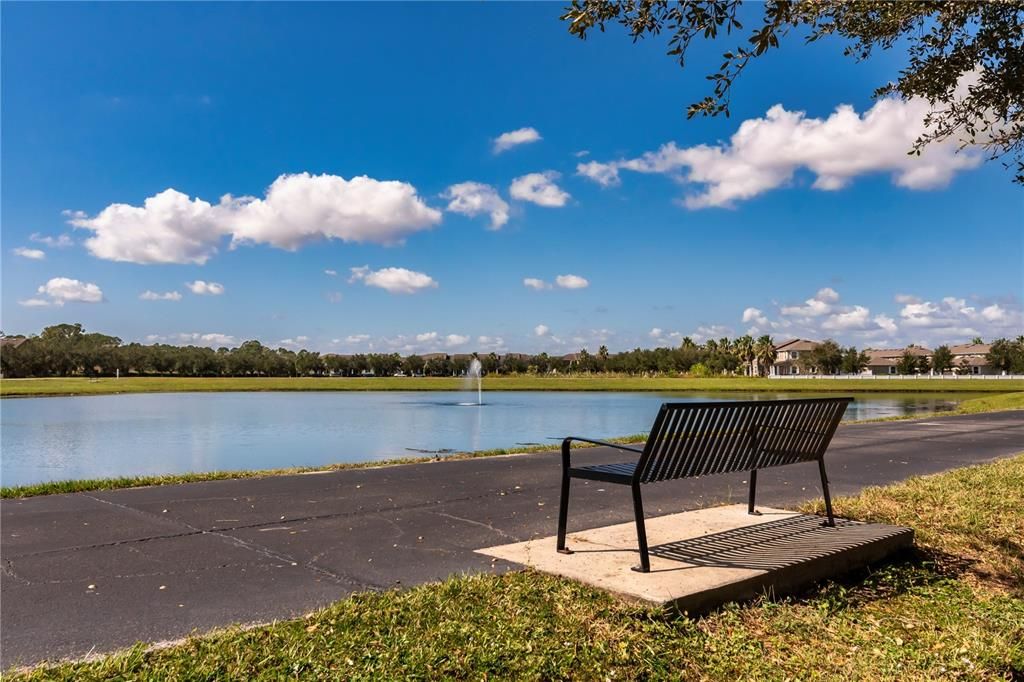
top-left (459, 358), bottom-right (483, 406)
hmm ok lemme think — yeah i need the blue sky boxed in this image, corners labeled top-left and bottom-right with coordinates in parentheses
top-left (3, 2), bottom-right (1021, 354)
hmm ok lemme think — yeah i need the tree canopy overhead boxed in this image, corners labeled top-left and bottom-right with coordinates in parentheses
top-left (561, 0), bottom-right (1024, 182)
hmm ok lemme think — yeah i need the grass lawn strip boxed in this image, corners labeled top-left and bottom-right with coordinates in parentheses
top-left (9, 454), bottom-right (1024, 681)
top-left (4, 375), bottom-right (1023, 397)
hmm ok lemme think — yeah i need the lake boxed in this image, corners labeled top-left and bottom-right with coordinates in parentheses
top-left (0, 391), bottom-right (983, 487)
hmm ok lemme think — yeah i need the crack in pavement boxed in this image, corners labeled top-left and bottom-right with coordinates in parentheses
top-left (431, 511), bottom-right (522, 542)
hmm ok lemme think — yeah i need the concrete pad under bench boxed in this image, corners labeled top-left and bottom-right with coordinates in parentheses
top-left (477, 504), bottom-right (913, 614)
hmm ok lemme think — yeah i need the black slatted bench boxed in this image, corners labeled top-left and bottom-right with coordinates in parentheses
top-left (557, 397), bottom-right (852, 572)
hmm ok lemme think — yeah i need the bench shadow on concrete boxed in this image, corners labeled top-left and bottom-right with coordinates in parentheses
top-left (647, 514), bottom-right (890, 572)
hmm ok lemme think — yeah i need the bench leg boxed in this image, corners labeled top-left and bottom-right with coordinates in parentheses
top-left (818, 458), bottom-right (835, 527)
top-left (556, 468), bottom-right (572, 554)
top-left (747, 469), bottom-right (761, 516)
top-left (630, 484), bottom-right (650, 573)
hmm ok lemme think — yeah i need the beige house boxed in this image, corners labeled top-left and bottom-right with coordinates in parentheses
top-left (769, 339), bottom-right (820, 375)
top-left (864, 346), bottom-right (932, 375)
top-left (949, 342), bottom-right (995, 375)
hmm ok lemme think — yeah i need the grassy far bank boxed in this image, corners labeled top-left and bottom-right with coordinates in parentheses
top-left (3, 393), bottom-right (1021, 500)
top-left (3, 374), bottom-right (1024, 397)
top-left (12, 455), bottom-right (1024, 681)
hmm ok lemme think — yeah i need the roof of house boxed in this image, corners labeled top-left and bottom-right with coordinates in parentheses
top-left (0, 335), bottom-right (27, 348)
top-left (950, 343), bottom-right (991, 356)
top-left (865, 345), bottom-right (933, 359)
top-left (420, 352), bottom-right (448, 361)
top-left (773, 339), bottom-right (820, 352)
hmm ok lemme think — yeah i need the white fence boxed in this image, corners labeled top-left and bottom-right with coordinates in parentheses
top-left (770, 374), bottom-right (1024, 380)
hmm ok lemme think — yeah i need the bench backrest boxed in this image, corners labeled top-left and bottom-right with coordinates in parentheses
top-left (635, 398), bottom-right (851, 484)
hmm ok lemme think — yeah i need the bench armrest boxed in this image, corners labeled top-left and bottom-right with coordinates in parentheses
top-left (561, 436), bottom-right (644, 468)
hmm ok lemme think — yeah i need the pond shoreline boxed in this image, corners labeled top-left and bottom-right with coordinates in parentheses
top-left (3, 394), bottom-right (1020, 499)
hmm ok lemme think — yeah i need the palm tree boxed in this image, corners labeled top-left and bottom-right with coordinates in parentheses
top-left (754, 335), bottom-right (777, 377)
top-left (735, 335), bottom-right (755, 376)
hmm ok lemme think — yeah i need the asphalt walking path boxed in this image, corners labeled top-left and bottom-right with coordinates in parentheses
top-left (2, 410), bottom-right (1022, 668)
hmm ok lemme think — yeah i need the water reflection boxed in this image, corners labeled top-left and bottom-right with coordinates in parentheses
top-left (0, 391), bottom-right (981, 487)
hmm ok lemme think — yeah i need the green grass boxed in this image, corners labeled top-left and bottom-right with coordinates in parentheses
top-left (950, 390), bottom-right (1024, 415)
top-left (11, 455), bottom-right (1024, 681)
top-left (4, 393), bottom-right (1021, 499)
top-left (3, 374), bottom-right (1022, 397)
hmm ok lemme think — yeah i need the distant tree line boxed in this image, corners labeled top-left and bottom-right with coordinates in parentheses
top-left (2, 323), bottom-right (1023, 378)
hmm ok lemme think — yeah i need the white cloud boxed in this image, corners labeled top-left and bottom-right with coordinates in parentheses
top-left (509, 172), bottom-right (570, 207)
top-left (444, 334), bottom-right (469, 347)
top-left (555, 274), bottom-right (589, 289)
top-left (140, 290), bottom-right (182, 301)
top-left (574, 150), bottom-right (590, 158)
top-left (534, 324), bottom-right (550, 337)
top-left (493, 127), bottom-right (541, 154)
top-left (31, 277), bottom-right (104, 306)
top-left (742, 307), bottom-right (769, 327)
top-left (13, 247), bottom-right (45, 260)
top-left (348, 265), bottom-right (370, 283)
top-left (279, 336), bottom-right (310, 348)
top-left (691, 325), bottom-right (734, 343)
top-left (324, 269), bottom-right (337, 276)
top-left (442, 182), bottom-right (510, 230)
top-left (816, 287), bottom-right (840, 303)
top-left (71, 190), bottom-right (223, 265)
top-left (894, 293), bottom-right (921, 304)
top-left (576, 160), bottom-right (622, 187)
top-left (578, 96), bottom-right (983, 207)
top-left (187, 280), bottom-right (225, 295)
top-left (649, 327), bottom-right (663, 338)
top-left (349, 266), bottom-right (438, 294)
top-left (30, 233), bottom-right (74, 248)
top-left (326, 291), bottom-right (343, 303)
top-left (781, 288), bottom-right (839, 317)
top-left (821, 305), bottom-right (873, 331)
top-left (875, 314), bottom-right (899, 335)
top-left (18, 298), bottom-right (52, 307)
top-left (175, 332), bottom-right (237, 347)
top-left (416, 332), bottom-right (439, 343)
top-left (523, 277), bottom-right (552, 291)
top-left (69, 173), bottom-right (442, 264)
top-left (345, 334), bottom-right (371, 344)
top-left (476, 335), bottom-right (505, 351)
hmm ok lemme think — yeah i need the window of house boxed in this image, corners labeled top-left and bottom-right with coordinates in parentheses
top-left (791, 365), bottom-right (798, 375)
top-left (791, 351), bottom-right (799, 359)
top-left (888, 366), bottom-right (896, 374)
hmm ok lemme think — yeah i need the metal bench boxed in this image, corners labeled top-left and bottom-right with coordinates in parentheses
top-left (557, 397), bottom-right (852, 572)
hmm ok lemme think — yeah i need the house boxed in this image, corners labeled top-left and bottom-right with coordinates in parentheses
top-left (769, 339), bottom-right (820, 375)
top-left (864, 345), bottom-right (932, 375)
top-left (0, 335), bottom-right (27, 350)
top-left (949, 342), bottom-right (995, 375)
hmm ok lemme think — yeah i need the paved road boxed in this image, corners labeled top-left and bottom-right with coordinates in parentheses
top-left (2, 411), bottom-right (1022, 667)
